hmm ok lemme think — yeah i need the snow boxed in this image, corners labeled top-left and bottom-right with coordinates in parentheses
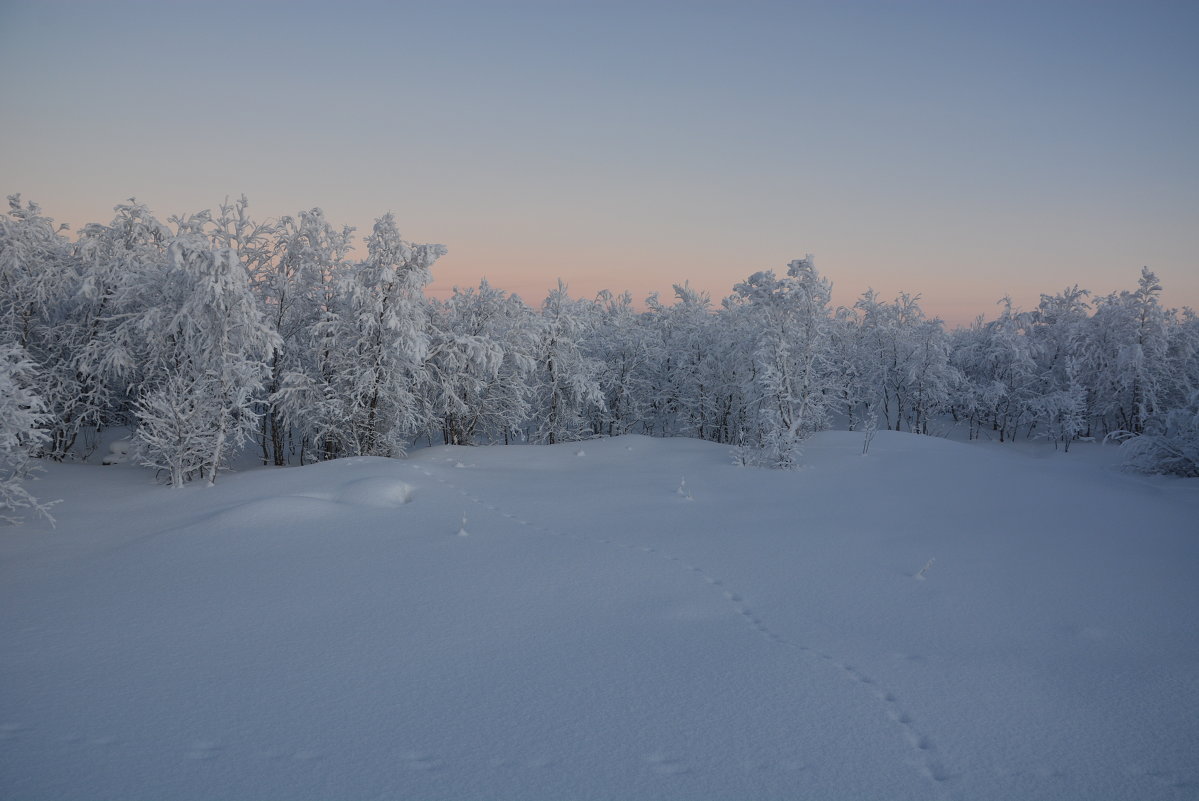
top-left (3, 433), bottom-right (1198, 800)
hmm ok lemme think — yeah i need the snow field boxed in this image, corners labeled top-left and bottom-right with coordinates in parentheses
top-left (2, 432), bottom-right (1198, 800)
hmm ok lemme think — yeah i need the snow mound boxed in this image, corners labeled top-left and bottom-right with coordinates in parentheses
top-left (326, 476), bottom-right (415, 507)
top-left (100, 438), bottom-right (133, 465)
top-left (199, 476), bottom-right (415, 529)
top-left (203, 495), bottom-right (341, 529)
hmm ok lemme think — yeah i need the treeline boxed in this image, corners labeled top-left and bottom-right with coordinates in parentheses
top-left (2, 195), bottom-right (1197, 512)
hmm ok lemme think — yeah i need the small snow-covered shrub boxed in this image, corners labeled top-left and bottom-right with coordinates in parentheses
top-left (731, 430), bottom-right (803, 469)
top-left (134, 373), bottom-right (227, 487)
top-left (1119, 392), bottom-right (1199, 477)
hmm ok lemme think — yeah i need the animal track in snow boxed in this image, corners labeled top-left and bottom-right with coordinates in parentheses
top-left (415, 460), bottom-right (954, 796)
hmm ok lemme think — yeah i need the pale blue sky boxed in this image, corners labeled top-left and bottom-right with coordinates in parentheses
top-left (2, 0), bottom-right (1196, 323)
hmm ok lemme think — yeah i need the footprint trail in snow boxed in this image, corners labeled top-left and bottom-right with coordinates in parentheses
top-left (414, 459), bottom-right (956, 798)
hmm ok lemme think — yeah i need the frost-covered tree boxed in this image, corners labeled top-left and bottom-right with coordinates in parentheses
top-left (952, 298), bottom-right (1039, 441)
top-left (1032, 287), bottom-right (1090, 382)
top-left (330, 213), bottom-right (445, 456)
top-left (585, 290), bottom-right (654, 436)
top-left (1166, 308), bottom-right (1199, 414)
top-left (130, 236), bottom-right (279, 485)
top-left (0, 345), bottom-right (55, 523)
top-left (425, 280), bottom-right (537, 445)
top-left (0, 196), bottom-right (107, 459)
top-left (1120, 390), bottom-right (1199, 477)
top-left (827, 304), bottom-right (867, 430)
top-left (71, 200), bottom-right (175, 439)
top-left (903, 312), bottom-right (956, 435)
top-left (644, 283), bottom-right (727, 439)
top-left (532, 281), bottom-right (605, 444)
top-left (726, 257), bottom-right (834, 467)
top-left (254, 207), bottom-right (353, 464)
top-left (1085, 268), bottom-right (1172, 436)
top-left (1030, 359), bottom-right (1088, 451)
top-left (1025, 286), bottom-right (1093, 439)
top-left (850, 291), bottom-right (954, 434)
top-left (133, 373), bottom-right (227, 488)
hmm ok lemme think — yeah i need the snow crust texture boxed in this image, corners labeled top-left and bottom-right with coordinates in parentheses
top-left (3, 433), bottom-right (1198, 800)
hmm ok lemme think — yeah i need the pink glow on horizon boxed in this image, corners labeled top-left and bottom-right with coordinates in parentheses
top-left (21, 195), bottom-right (1196, 331)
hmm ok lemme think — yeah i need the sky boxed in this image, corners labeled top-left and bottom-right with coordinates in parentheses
top-left (1, 0), bottom-right (1196, 325)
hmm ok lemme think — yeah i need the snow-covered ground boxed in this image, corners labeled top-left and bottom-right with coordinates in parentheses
top-left (3, 432), bottom-right (1198, 800)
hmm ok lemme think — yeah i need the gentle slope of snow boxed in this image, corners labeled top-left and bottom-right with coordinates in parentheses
top-left (3, 432), bottom-right (1198, 799)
